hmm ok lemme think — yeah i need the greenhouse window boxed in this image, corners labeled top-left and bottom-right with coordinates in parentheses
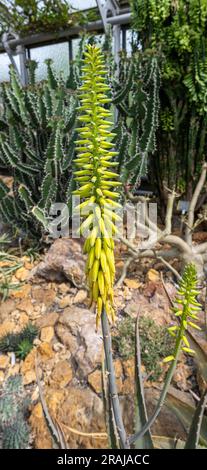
top-left (29, 42), bottom-right (70, 81)
top-left (0, 52), bottom-right (20, 83)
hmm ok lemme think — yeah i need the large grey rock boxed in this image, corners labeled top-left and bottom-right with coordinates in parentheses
top-left (55, 306), bottom-right (102, 378)
top-left (31, 238), bottom-right (86, 285)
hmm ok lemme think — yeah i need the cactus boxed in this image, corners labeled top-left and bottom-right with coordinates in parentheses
top-left (0, 59), bottom-right (79, 237)
top-left (0, 322), bottom-right (38, 358)
top-left (0, 374), bottom-right (30, 449)
top-left (111, 52), bottom-right (160, 188)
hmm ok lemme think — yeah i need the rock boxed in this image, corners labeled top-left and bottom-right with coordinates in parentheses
top-left (0, 354), bottom-right (9, 369)
top-left (31, 387), bottom-right (39, 402)
top-left (18, 312), bottom-right (29, 327)
top-left (33, 338), bottom-right (41, 346)
top-left (0, 321), bottom-right (15, 337)
top-left (15, 266), bottom-right (29, 281)
top-left (36, 312), bottom-right (59, 329)
top-left (32, 288), bottom-right (56, 307)
top-left (88, 369), bottom-right (102, 394)
top-left (21, 349), bottom-right (36, 374)
top-left (73, 290), bottom-right (88, 304)
top-left (88, 359), bottom-right (123, 395)
top-left (146, 268), bottom-right (160, 282)
top-left (51, 360), bottom-right (73, 388)
top-left (17, 299), bottom-right (34, 316)
top-left (23, 370), bottom-right (36, 385)
top-left (58, 295), bottom-right (72, 309)
top-left (55, 306), bottom-right (102, 378)
top-left (58, 283), bottom-right (70, 294)
top-left (125, 293), bottom-right (171, 325)
top-left (124, 301), bottom-right (140, 318)
top-left (0, 299), bottom-right (16, 323)
top-left (58, 387), bottom-right (107, 449)
top-left (0, 371), bottom-right (4, 382)
top-left (124, 279), bottom-right (142, 289)
top-left (53, 342), bottom-right (65, 352)
top-left (122, 358), bottom-right (135, 395)
top-left (29, 403), bottom-right (53, 449)
top-left (31, 238), bottom-right (86, 285)
top-left (11, 284), bottom-right (31, 299)
top-left (173, 362), bottom-right (192, 391)
top-left (40, 326), bottom-right (54, 343)
top-left (46, 388), bottom-right (66, 415)
top-left (114, 359), bottom-right (123, 392)
top-left (37, 342), bottom-right (55, 360)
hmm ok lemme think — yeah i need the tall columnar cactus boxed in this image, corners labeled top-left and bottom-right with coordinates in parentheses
top-left (0, 59), bottom-right (79, 236)
top-left (73, 44), bottom-right (122, 327)
top-left (111, 52), bottom-right (160, 187)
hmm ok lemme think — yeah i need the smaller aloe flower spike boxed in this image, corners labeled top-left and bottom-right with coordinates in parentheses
top-left (164, 263), bottom-right (202, 363)
top-left (73, 44), bottom-right (121, 328)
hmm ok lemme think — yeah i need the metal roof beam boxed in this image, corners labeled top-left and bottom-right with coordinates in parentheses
top-left (0, 12), bottom-right (131, 52)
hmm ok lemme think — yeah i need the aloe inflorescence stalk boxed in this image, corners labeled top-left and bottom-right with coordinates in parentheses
top-left (73, 44), bottom-right (122, 327)
top-left (129, 263), bottom-right (203, 446)
top-left (164, 263), bottom-right (202, 363)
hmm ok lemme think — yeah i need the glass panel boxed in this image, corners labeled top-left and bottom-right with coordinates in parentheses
top-left (94, 34), bottom-right (105, 47)
top-left (69, 0), bottom-right (97, 10)
top-left (72, 38), bottom-right (81, 59)
top-left (30, 42), bottom-right (69, 81)
top-left (125, 29), bottom-right (133, 56)
top-left (0, 53), bottom-right (10, 82)
top-left (0, 53), bottom-right (20, 83)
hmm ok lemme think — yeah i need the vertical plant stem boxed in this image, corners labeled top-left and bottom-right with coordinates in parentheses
top-left (101, 308), bottom-right (130, 449)
top-left (129, 343), bottom-right (181, 445)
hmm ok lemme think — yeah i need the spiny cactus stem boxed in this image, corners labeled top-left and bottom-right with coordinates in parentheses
top-left (101, 308), bottom-right (130, 449)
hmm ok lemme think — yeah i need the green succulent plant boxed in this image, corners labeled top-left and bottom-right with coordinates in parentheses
top-left (15, 339), bottom-right (33, 360)
top-left (0, 59), bottom-right (79, 237)
top-left (0, 322), bottom-right (38, 357)
top-left (0, 374), bottom-right (30, 449)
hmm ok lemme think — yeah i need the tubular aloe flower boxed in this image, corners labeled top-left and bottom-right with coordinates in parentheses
top-left (73, 44), bottom-right (122, 327)
top-left (164, 263), bottom-right (202, 363)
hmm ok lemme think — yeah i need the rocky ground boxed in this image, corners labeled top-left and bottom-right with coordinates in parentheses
top-left (0, 237), bottom-right (206, 449)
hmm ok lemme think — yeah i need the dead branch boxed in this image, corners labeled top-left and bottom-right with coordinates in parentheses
top-left (119, 164), bottom-right (207, 279)
top-left (185, 162), bottom-right (207, 245)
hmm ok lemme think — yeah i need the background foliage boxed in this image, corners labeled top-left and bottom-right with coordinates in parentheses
top-left (0, 59), bottom-right (79, 237)
top-left (0, 0), bottom-right (98, 36)
top-left (111, 50), bottom-right (160, 188)
top-left (130, 0), bottom-right (207, 202)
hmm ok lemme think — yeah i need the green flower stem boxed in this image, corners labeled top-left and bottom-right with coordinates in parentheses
top-left (129, 325), bottom-right (182, 445)
top-left (129, 263), bottom-right (201, 445)
top-left (101, 308), bottom-right (129, 449)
